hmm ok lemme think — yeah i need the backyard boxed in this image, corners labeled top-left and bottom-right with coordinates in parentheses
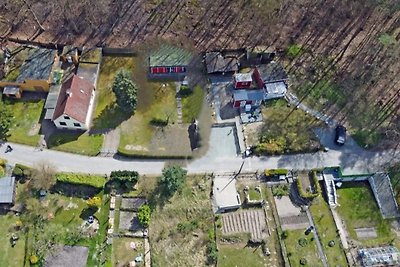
top-left (149, 175), bottom-right (213, 266)
top-left (336, 184), bottom-right (395, 246)
top-left (310, 196), bottom-right (347, 266)
top-left (3, 98), bottom-right (44, 146)
top-left (0, 214), bottom-right (26, 267)
top-left (47, 132), bottom-right (103, 156)
top-left (255, 99), bottom-right (321, 155)
top-left (217, 241), bottom-right (267, 267)
top-left (284, 229), bottom-right (323, 267)
top-left (181, 85), bottom-right (204, 123)
top-left (112, 237), bottom-right (144, 267)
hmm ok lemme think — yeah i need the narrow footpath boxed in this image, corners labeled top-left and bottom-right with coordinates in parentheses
top-left (305, 208), bottom-right (328, 267)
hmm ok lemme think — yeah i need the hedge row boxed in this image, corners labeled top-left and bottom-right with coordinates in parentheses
top-left (13, 163), bottom-right (32, 177)
top-left (117, 150), bottom-right (192, 160)
top-left (264, 169), bottom-right (288, 177)
top-left (296, 171), bottom-right (321, 199)
top-left (56, 173), bottom-right (107, 188)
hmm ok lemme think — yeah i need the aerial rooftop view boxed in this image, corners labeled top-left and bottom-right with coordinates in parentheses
top-left (0, 1), bottom-right (400, 267)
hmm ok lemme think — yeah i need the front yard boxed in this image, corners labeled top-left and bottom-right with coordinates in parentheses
top-left (4, 98), bottom-right (44, 146)
top-left (336, 184), bottom-right (394, 246)
top-left (149, 175), bottom-right (213, 266)
top-left (254, 99), bottom-right (321, 155)
top-left (47, 132), bottom-right (103, 156)
top-left (310, 196), bottom-right (347, 266)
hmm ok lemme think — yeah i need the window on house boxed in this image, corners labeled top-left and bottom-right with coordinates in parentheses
top-left (73, 123), bottom-right (81, 127)
top-left (64, 116), bottom-right (70, 120)
top-left (59, 122), bottom-right (67, 126)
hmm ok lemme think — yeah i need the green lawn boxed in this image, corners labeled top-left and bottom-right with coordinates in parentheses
top-left (0, 214), bottom-right (26, 267)
top-left (248, 188), bottom-right (262, 201)
top-left (5, 99), bottom-right (44, 146)
top-left (112, 237), bottom-right (144, 267)
top-left (310, 196), bottom-right (347, 266)
top-left (217, 243), bottom-right (267, 267)
top-left (256, 99), bottom-right (321, 155)
top-left (284, 229), bottom-right (323, 267)
top-left (181, 85), bottom-right (204, 123)
top-left (336, 184), bottom-right (394, 246)
top-left (47, 132), bottom-right (103, 156)
top-left (92, 56), bottom-right (137, 130)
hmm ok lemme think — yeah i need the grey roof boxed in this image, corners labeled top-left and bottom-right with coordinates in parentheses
top-left (359, 246), bottom-right (400, 267)
top-left (45, 246), bottom-right (88, 267)
top-left (205, 52), bottom-right (239, 73)
top-left (265, 81), bottom-right (287, 95)
top-left (369, 173), bottom-right (400, 219)
top-left (149, 45), bottom-right (192, 67)
top-left (3, 85), bottom-right (20, 95)
top-left (257, 62), bottom-right (288, 83)
top-left (76, 63), bottom-right (99, 88)
top-left (0, 176), bottom-right (15, 204)
top-left (17, 48), bottom-right (56, 82)
top-left (233, 89), bottom-right (265, 102)
top-left (212, 176), bottom-right (241, 213)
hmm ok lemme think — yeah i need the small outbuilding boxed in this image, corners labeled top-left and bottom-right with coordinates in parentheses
top-left (212, 176), bottom-right (241, 213)
top-left (0, 176), bottom-right (16, 206)
top-left (205, 52), bottom-right (240, 74)
top-left (233, 89), bottom-right (265, 108)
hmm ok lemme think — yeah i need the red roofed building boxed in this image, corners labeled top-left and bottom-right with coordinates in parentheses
top-left (52, 75), bottom-right (95, 130)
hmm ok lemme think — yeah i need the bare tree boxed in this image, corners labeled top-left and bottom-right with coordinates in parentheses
top-left (30, 162), bottom-right (57, 191)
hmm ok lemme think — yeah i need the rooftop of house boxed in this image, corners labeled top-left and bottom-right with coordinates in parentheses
top-left (16, 48), bottom-right (57, 82)
top-left (52, 75), bottom-right (94, 123)
top-left (205, 52), bottom-right (239, 74)
top-left (233, 89), bottom-right (265, 101)
top-left (234, 72), bottom-right (253, 82)
top-left (257, 61), bottom-right (288, 83)
top-left (79, 47), bottom-right (102, 64)
top-left (149, 45), bottom-right (192, 67)
top-left (76, 63), bottom-right (99, 87)
top-left (0, 176), bottom-right (15, 204)
top-left (212, 176), bottom-right (241, 213)
top-left (265, 81), bottom-right (287, 95)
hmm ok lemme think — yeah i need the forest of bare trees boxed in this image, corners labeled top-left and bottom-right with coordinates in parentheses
top-left (0, 0), bottom-right (399, 148)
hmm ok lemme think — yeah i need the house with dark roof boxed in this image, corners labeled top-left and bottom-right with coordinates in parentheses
top-left (205, 51), bottom-right (240, 74)
top-left (0, 176), bottom-right (16, 206)
top-left (148, 45), bottom-right (192, 80)
top-left (0, 48), bottom-right (58, 95)
top-left (52, 75), bottom-right (95, 130)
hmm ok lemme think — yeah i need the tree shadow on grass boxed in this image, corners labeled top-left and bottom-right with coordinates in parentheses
top-left (47, 130), bottom-right (84, 148)
top-left (147, 182), bottom-right (173, 211)
top-left (79, 207), bottom-right (98, 220)
top-left (91, 103), bottom-right (132, 133)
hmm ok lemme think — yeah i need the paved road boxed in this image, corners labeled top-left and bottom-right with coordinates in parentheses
top-left (1, 141), bottom-right (400, 175)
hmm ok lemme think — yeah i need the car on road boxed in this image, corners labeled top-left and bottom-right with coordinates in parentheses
top-left (335, 125), bottom-right (347, 145)
top-left (305, 225), bottom-right (314, 235)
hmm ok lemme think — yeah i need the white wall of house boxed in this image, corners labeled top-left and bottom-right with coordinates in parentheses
top-left (53, 91), bottom-right (95, 130)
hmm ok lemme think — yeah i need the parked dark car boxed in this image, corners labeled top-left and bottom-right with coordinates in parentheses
top-left (305, 225), bottom-right (314, 235)
top-left (335, 125), bottom-right (347, 145)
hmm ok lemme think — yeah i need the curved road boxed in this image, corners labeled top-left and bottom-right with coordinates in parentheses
top-left (2, 141), bottom-right (400, 175)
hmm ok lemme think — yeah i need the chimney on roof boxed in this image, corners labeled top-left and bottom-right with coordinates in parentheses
top-left (66, 89), bottom-right (72, 97)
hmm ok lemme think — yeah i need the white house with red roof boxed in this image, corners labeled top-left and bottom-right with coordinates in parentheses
top-left (52, 75), bottom-right (95, 130)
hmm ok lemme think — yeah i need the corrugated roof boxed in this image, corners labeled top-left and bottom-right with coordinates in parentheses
top-left (257, 62), bottom-right (288, 83)
top-left (16, 48), bottom-right (56, 82)
top-left (265, 81), bottom-right (287, 94)
top-left (234, 72), bottom-right (253, 82)
top-left (233, 89), bottom-right (265, 101)
top-left (53, 75), bottom-right (94, 123)
top-left (149, 45), bottom-right (192, 67)
top-left (0, 176), bottom-right (15, 204)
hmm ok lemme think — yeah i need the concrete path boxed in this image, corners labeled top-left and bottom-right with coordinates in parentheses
top-left (100, 128), bottom-right (120, 157)
top-left (305, 208), bottom-right (329, 267)
top-left (144, 237), bottom-right (151, 267)
top-left (175, 82), bottom-right (183, 124)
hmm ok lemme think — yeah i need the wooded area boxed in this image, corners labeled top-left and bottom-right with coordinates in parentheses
top-left (0, 0), bottom-right (399, 148)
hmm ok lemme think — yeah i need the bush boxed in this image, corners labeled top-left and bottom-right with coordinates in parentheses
top-left (272, 184), bottom-right (289, 197)
top-left (300, 258), bottom-right (307, 265)
top-left (265, 169), bottom-right (288, 177)
top-left (56, 173), bottom-right (107, 188)
top-left (281, 230), bottom-right (289, 240)
top-left (296, 171), bottom-right (321, 199)
top-left (179, 85), bottom-right (192, 96)
top-left (13, 163), bottom-right (32, 178)
top-left (110, 170), bottom-right (139, 189)
top-left (29, 255), bottom-right (39, 264)
top-left (298, 238), bottom-right (308, 247)
top-left (137, 204), bottom-right (151, 228)
top-left (150, 118), bottom-right (168, 127)
top-left (286, 44), bottom-right (303, 58)
top-left (86, 196), bottom-right (102, 207)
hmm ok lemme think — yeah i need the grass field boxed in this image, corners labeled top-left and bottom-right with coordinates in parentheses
top-left (336, 184), bottom-right (394, 246)
top-left (0, 214), bottom-right (26, 267)
top-left (92, 56), bottom-right (137, 130)
top-left (112, 237), bottom-right (144, 267)
top-left (284, 229), bottom-right (323, 267)
top-left (310, 196), bottom-right (347, 266)
top-left (256, 99), bottom-right (321, 155)
top-left (149, 175), bottom-right (213, 266)
top-left (5, 99), bottom-right (44, 146)
top-left (217, 242), bottom-right (267, 267)
top-left (47, 132), bottom-right (103, 156)
top-left (181, 85), bottom-right (204, 123)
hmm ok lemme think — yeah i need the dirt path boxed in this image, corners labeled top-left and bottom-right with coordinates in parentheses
top-left (175, 82), bottom-right (183, 124)
top-left (144, 237), bottom-right (151, 267)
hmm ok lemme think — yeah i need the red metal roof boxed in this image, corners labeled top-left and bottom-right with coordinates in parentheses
top-left (53, 75), bottom-right (94, 123)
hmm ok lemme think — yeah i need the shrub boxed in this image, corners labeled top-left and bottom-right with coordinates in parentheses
top-left (206, 241), bottom-right (218, 265)
top-left (296, 171), bottom-right (321, 199)
top-left (265, 169), bottom-right (288, 177)
top-left (300, 258), bottom-right (307, 265)
top-left (286, 44), bottom-right (303, 58)
top-left (13, 163), bottom-right (32, 178)
top-left (298, 238), bottom-right (308, 247)
top-left (137, 204), bottom-right (151, 228)
top-left (281, 230), bottom-right (289, 240)
top-left (272, 184), bottom-right (289, 197)
top-left (161, 166), bottom-right (187, 197)
top-left (179, 85), bottom-right (192, 96)
top-left (56, 173), bottom-right (107, 188)
top-left (150, 118), bottom-right (168, 127)
top-left (29, 255), bottom-right (39, 264)
top-left (110, 170), bottom-right (139, 189)
top-left (86, 196), bottom-right (102, 207)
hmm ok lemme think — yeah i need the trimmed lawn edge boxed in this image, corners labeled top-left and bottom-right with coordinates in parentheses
top-left (117, 150), bottom-right (192, 159)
